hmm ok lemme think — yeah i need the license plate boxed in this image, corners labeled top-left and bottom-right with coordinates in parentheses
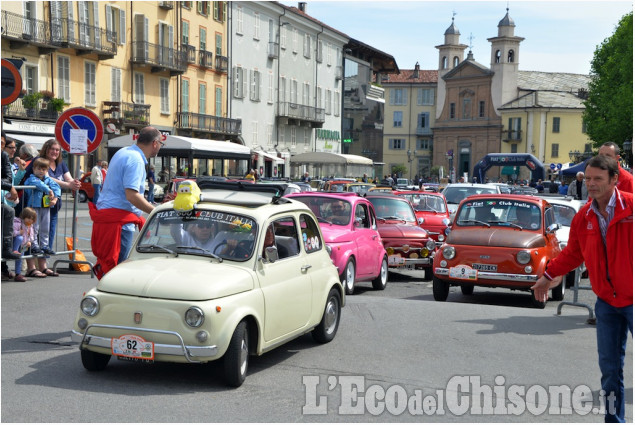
top-left (388, 254), bottom-right (405, 266)
top-left (472, 263), bottom-right (497, 272)
top-left (449, 265), bottom-right (478, 280)
top-left (111, 334), bottom-right (154, 360)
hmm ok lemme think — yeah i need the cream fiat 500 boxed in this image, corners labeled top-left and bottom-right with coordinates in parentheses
top-left (71, 182), bottom-right (344, 387)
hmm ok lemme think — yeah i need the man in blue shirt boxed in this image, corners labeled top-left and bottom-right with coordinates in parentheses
top-left (97, 127), bottom-right (163, 263)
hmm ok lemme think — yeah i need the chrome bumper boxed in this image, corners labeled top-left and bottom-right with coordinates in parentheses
top-left (389, 257), bottom-right (432, 267)
top-left (71, 324), bottom-right (218, 363)
top-left (434, 267), bottom-right (537, 282)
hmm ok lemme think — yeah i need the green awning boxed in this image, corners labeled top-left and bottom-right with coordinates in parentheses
top-left (501, 166), bottom-right (519, 175)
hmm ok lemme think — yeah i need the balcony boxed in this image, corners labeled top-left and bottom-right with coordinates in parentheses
top-left (184, 44), bottom-right (196, 64)
top-left (1, 10), bottom-right (59, 54)
top-left (198, 50), bottom-right (213, 68)
top-left (215, 55), bottom-right (228, 72)
top-left (102, 101), bottom-right (150, 127)
top-left (177, 112), bottom-right (242, 136)
top-left (131, 41), bottom-right (186, 76)
top-left (278, 102), bottom-right (325, 127)
top-left (2, 98), bottom-right (62, 121)
top-left (268, 41), bottom-right (279, 59)
top-left (502, 129), bottom-right (523, 142)
top-left (47, 18), bottom-right (117, 59)
top-left (416, 127), bottom-right (432, 136)
top-left (158, 1), bottom-right (174, 9)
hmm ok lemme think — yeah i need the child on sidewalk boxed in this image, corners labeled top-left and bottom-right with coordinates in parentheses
top-left (24, 158), bottom-right (61, 276)
top-left (12, 207), bottom-right (45, 281)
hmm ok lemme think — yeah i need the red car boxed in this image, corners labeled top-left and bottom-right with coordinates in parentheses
top-left (76, 172), bottom-right (95, 203)
top-left (395, 190), bottom-right (451, 244)
top-left (365, 193), bottom-right (437, 280)
top-left (432, 194), bottom-right (564, 308)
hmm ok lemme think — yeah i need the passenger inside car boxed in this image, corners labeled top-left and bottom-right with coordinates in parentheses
top-left (514, 207), bottom-right (538, 229)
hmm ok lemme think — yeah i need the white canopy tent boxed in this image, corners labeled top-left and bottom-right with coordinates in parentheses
top-left (290, 152), bottom-right (373, 179)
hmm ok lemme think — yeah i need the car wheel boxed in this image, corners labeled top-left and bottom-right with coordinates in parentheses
top-left (312, 288), bottom-right (341, 343)
top-left (223, 321), bottom-right (248, 387)
top-left (432, 276), bottom-right (449, 301)
top-left (551, 279), bottom-right (565, 301)
top-left (424, 267), bottom-right (433, 281)
top-left (341, 258), bottom-right (356, 295)
top-left (530, 291), bottom-right (547, 309)
top-left (460, 284), bottom-right (474, 295)
top-left (80, 349), bottom-right (110, 371)
top-left (78, 191), bottom-right (88, 203)
top-left (371, 256), bottom-right (388, 290)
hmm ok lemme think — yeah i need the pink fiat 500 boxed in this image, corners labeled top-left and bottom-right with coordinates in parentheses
top-left (286, 192), bottom-right (388, 295)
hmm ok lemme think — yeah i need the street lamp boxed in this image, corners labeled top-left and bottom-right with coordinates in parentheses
top-left (407, 148), bottom-right (417, 182)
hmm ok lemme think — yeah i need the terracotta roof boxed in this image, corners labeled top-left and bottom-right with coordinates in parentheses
top-left (383, 69), bottom-right (438, 84)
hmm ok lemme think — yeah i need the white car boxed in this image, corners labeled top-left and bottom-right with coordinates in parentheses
top-left (71, 181), bottom-right (344, 387)
top-left (542, 195), bottom-right (587, 287)
top-left (442, 183), bottom-right (502, 220)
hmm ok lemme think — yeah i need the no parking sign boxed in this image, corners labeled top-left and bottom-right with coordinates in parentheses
top-left (55, 107), bottom-right (104, 154)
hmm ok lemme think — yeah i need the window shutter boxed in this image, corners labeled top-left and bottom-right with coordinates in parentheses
top-left (93, 2), bottom-right (101, 48)
top-left (67, 2), bottom-right (75, 39)
top-left (242, 67), bottom-right (247, 99)
top-left (78, 1), bottom-right (87, 44)
top-left (182, 80), bottom-right (189, 112)
top-left (106, 5), bottom-right (112, 42)
top-left (119, 9), bottom-right (126, 44)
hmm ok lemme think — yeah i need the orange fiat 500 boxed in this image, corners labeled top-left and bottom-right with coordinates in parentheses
top-left (432, 194), bottom-right (563, 308)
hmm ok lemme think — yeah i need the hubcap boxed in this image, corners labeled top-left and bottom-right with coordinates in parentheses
top-left (346, 263), bottom-right (355, 289)
top-left (324, 297), bottom-right (338, 334)
top-left (239, 336), bottom-right (248, 375)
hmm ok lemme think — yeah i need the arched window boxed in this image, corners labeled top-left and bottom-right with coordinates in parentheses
top-left (453, 56), bottom-right (459, 67)
top-left (442, 56), bottom-right (448, 69)
top-left (507, 49), bottom-right (514, 63)
top-left (495, 50), bottom-right (501, 63)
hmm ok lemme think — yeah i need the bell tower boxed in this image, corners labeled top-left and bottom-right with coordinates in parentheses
top-left (435, 15), bottom-right (468, 119)
top-left (488, 8), bottom-right (524, 111)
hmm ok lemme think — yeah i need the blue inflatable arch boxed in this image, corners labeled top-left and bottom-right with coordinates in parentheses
top-left (472, 153), bottom-right (546, 183)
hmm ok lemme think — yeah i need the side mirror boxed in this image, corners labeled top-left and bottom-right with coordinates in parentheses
top-left (263, 246), bottom-right (279, 263)
top-left (417, 217), bottom-right (424, 225)
top-left (546, 223), bottom-right (561, 234)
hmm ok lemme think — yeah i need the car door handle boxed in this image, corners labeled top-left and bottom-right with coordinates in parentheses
top-left (301, 265), bottom-right (312, 273)
top-left (372, 235), bottom-right (378, 240)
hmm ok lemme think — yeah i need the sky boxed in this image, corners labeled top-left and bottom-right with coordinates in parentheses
top-left (280, 0), bottom-right (633, 75)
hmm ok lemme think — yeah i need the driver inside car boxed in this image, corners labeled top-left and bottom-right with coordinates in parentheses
top-left (328, 201), bottom-right (350, 224)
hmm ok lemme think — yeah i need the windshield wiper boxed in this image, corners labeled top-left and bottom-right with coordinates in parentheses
top-left (382, 216), bottom-right (403, 220)
top-left (507, 223), bottom-right (523, 230)
top-left (458, 219), bottom-right (490, 228)
top-left (176, 245), bottom-right (223, 262)
top-left (317, 217), bottom-right (333, 224)
top-left (138, 244), bottom-right (178, 257)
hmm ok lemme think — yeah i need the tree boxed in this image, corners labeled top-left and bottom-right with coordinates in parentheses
top-left (583, 12), bottom-right (633, 149)
top-left (391, 164), bottom-right (407, 177)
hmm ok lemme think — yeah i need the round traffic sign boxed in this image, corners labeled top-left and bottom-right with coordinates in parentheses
top-left (55, 107), bottom-right (104, 154)
top-left (1, 59), bottom-right (22, 106)
top-left (550, 163), bottom-right (556, 170)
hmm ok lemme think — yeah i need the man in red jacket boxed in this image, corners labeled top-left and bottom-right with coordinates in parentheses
top-left (532, 155), bottom-right (633, 422)
top-left (598, 141), bottom-right (633, 193)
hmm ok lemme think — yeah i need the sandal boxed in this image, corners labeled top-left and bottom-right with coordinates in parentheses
top-left (42, 268), bottom-right (59, 277)
top-left (26, 269), bottom-right (47, 278)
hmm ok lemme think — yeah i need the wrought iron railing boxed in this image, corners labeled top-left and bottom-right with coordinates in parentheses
top-left (102, 101), bottom-right (150, 126)
top-left (131, 41), bottom-right (186, 73)
top-left (199, 50), bottom-right (213, 68)
top-left (177, 112), bottom-right (241, 136)
top-left (1, 10), bottom-right (54, 47)
top-left (215, 55), bottom-right (228, 72)
top-left (416, 127), bottom-right (433, 136)
top-left (184, 44), bottom-right (196, 64)
top-left (3, 99), bottom-right (61, 121)
top-left (278, 102), bottom-right (325, 123)
top-left (51, 18), bottom-right (116, 56)
top-left (502, 129), bottom-right (523, 141)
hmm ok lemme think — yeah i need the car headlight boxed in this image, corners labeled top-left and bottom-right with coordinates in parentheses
top-left (386, 247), bottom-right (394, 255)
top-left (438, 234), bottom-right (445, 242)
top-left (80, 296), bottom-right (100, 317)
top-left (516, 251), bottom-right (531, 265)
top-left (426, 240), bottom-right (436, 251)
top-left (442, 246), bottom-right (456, 260)
top-left (185, 307), bottom-right (205, 328)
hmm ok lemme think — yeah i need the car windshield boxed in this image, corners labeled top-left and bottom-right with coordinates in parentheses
top-left (368, 198), bottom-right (416, 222)
top-left (402, 194), bottom-right (447, 213)
top-left (443, 187), bottom-right (498, 204)
top-left (551, 205), bottom-right (576, 227)
top-left (348, 184), bottom-right (374, 194)
top-left (137, 209), bottom-right (258, 261)
top-left (456, 199), bottom-right (542, 230)
top-left (291, 196), bottom-right (352, 225)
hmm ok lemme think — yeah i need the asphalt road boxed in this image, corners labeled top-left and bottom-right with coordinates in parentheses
top-left (1, 200), bottom-right (631, 422)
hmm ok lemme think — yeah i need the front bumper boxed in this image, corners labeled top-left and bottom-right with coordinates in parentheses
top-left (434, 267), bottom-right (537, 283)
top-left (388, 256), bottom-right (432, 268)
top-left (71, 324), bottom-right (218, 363)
